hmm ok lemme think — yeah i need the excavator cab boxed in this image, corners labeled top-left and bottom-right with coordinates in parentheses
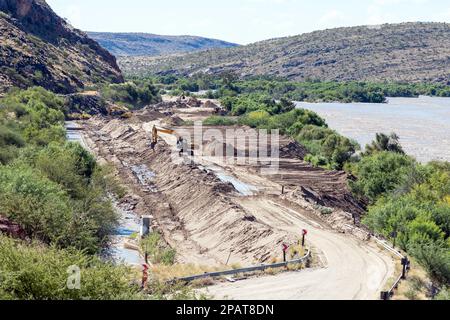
top-left (151, 125), bottom-right (194, 156)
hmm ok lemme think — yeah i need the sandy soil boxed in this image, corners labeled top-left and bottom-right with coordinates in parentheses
top-left (79, 105), bottom-right (395, 300)
top-left (203, 197), bottom-right (394, 300)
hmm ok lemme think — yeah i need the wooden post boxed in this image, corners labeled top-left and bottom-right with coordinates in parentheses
top-left (401, 257), bottom-right (408, 279)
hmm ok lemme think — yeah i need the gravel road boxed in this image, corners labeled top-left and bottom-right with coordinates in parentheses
top-left (204, 198), bottom-right (395, 300)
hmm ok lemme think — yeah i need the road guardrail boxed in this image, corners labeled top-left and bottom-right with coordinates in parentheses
top-left (171, 249), bottom-right (311, 283)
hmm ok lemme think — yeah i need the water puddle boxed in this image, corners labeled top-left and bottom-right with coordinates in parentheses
top-left (199, 164), bottom-right (258, 196)
top-left (104, 205), bottom-right (144, 266)
top-left (131, 164), bottom-right (158, 192)
top-left (65, 121), bottom-right (86, 148)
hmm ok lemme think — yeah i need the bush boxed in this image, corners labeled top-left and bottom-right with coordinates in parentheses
top-left (203, 116), bottom-right (237, 126)
top-left (297, 125), bottom-right (359, 169)
top-left (0, 236), bottom-right (143, 300)
top-left (435, 287), bottom-right (450, 300)
top-left (350, 152), bottom-right (416, 203)
top-left (362, 161), bottom-right (450, 285)
top-left (0, 125), bottom-right (25, 148)
top-left (100, 81), bottom-right (161, 109)
top-left (239, 110), bottom-right (271, 128)
top-left (0, 164), bottom-right (73, 245)
top-left (141, 233), bottom-right (176, 266)
top-left (0, 162), bottom-right (119, 253)
top-left (17, 142), bottom-right (96, 199)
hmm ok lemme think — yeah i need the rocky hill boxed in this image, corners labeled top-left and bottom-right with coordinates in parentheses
top-left (87, 32), bottom-right (238, 57)
top-left (0, 0), bottom-right (123, 94)
top-left (118, 22), bottom-right (450, 84)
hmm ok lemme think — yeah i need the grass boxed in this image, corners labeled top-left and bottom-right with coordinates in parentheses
top-left (382, 257), bottom-right (431, 300)
top-left (141, 233), bottom-right (176, 266)
top-left (391, 260), bottom-right (430, 300)
top-left (203, 116), bottom-right (237, 126)
top-left (151, 263), bottom-right (226, 281)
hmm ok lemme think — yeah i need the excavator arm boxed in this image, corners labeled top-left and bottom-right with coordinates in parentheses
top-left (151, 125), bottom-right (176, 146)
top-left (150, 125), bottom-right (194, 156)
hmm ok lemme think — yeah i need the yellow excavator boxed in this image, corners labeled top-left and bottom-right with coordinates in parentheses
top-left (151, 125), bottom-right (194, 156)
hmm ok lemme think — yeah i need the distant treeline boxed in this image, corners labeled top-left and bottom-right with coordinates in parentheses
top-left (138, 73), bottom-right (450, 103)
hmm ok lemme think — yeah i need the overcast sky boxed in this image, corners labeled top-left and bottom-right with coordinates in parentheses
top-left (47, 0), bottom-right (450, 44)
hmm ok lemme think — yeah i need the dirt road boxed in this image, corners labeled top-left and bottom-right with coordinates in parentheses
top-left (141, 118), bottom-right (395, 300)
top-left (81, 108), bottom-right (395, 300)
top-left (204, 197), bottom-right (394, 300)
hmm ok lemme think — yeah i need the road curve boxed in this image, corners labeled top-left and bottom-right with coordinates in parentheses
top-left (204, 198), bottom-right (395, 300)
top-left (142, 121), bottom-right (395, 300)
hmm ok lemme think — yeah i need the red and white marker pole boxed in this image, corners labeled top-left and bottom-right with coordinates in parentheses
top-left (142, 264), bottom-right (149, 289)
top-left (302, 229), bottom-right (308, 247)
top-left (282, 243), bottom-right (289, 262)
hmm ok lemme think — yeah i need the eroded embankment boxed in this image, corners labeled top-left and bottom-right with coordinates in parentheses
top-left (83, 117), bottom-right (296, 266)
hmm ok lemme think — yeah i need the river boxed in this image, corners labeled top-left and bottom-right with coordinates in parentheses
top-left (296, 96), bottom-right (450, 163)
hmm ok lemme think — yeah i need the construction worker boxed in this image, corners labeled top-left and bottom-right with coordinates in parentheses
top-left (177, 137), bottom-right (184, 156)
top-left (150, 125), bottom-right (158, 150)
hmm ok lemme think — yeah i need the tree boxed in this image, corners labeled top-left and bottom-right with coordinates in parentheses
top-left (350, 151), bottom-right (415, 203)
top-left (364, 132), bottom-right (405, 156)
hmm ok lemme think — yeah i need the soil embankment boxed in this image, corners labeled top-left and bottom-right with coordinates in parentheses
top-left (83, 117), bottom-right (295, 266)
top-left (78, 105), bottom-right (394, 299)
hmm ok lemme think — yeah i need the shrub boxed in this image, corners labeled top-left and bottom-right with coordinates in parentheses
top-left (203, 116), bottom-right (237, 126)
top-left (239, 110), bottom-right (271, 128)
top-left (141, 233), bottom-right (176, 266)
top-left (297, 125), bottom-right (359, 169)
top-left (0, 236), bottom-right (143, 300)
top-left (100, 81), bottom-right (161, 109)
top-left (0, 125), bottom-right (25, 148)
top-left (0, 162), bottom-right (119, 253)
top-left (350, 151), bottom-right (416, 203)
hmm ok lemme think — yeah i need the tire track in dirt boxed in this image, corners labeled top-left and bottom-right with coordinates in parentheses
top-left (204, 197), bottom-right (395, 300)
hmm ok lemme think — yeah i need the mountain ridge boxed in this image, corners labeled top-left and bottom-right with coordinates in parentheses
top-left (87, 31), bottom-right (239, 57)
top-left (0, 0), bottom-right (123, 94)
top-left (118, 22), bottom-right (450, 84)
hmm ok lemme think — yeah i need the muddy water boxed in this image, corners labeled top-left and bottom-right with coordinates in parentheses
top-left (65, 122), bottom-right (144, 265)
top-left (130, 164), bottom-right (158, 193)
top-left (198, 164), bottom-right (258, 196)
top-left (106, 206), bottom-right (143, 266)
top-left (296, 96), bottom-right (450, 163)
top-left (65, 121), bottom-right (87, 148)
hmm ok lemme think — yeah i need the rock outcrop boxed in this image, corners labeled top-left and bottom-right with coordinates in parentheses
top-left (0, 0), bottom-right (124, 94)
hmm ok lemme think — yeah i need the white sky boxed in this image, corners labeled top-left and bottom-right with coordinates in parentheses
top-left (47, 0), bottom-right (450, 44)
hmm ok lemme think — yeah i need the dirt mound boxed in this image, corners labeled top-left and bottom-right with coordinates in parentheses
top-left (134, 107), bottom-right (166, 122)
top-left (83, 118), bottom-right (295, 266)
top-left (166, 115), bottom-right (185, 126)
top-left (212, 182), bottom-right (236, 194)
top-left (279, 141), bottom-right (308, 159)
top-left (203, 139), bottom-right (238, 158)
top-left (204, 100), bottom-right (218, 109)
top-left (297, 186), bottom-right (365, 216)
